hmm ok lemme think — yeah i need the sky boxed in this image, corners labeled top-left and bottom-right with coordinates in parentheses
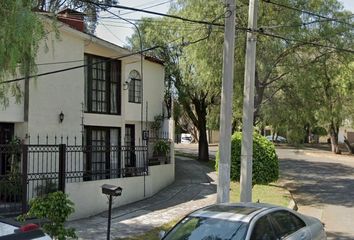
top-left (96, 0), bottom-right (172, 47)
top-left (96, 0), bottom-right (354, 47)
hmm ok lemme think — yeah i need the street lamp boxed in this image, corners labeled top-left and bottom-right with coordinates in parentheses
top-left (101, 184), bottom-right (122, 240)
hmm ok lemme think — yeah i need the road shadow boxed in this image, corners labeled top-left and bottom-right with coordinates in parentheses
top-left (327, 231), bottom-right (354, 240)
top-left (279, 157), bottom-right (354, 207)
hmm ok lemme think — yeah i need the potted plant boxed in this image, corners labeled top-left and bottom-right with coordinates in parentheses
top-left (153, 139), bottom-right (170, 164)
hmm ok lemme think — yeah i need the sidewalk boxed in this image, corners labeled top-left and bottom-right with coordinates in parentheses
top-left (69, 156), bottom-right (217, 239)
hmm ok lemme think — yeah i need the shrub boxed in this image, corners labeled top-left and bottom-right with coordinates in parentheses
top-left (215, 132), bottom-right (279, 185)
top-left (19, 191), bottom-right (76, 240)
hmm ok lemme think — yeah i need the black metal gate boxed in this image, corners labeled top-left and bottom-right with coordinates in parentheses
top-left (0, 144), bottom-right (65, 216)
top-left (0, 142), bottom-right (148, 216)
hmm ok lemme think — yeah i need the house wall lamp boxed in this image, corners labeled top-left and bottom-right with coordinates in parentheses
top-left (123, 78), bottom-right (131, 90)
top-left (59, 111), bottom-right (64, 123)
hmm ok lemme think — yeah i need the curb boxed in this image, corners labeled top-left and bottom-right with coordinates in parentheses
top-left (288, 198), bottom-right (298, 211)
top-left (287, 191), bottom-right (298, 211)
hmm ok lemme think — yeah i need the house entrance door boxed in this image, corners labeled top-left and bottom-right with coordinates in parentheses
top-left (125, 125), bottom-right (135, 167)
top-left (0, 123), bottom-right (14, 175)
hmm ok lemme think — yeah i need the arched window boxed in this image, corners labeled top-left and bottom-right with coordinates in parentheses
top-left (128, 70), bottom-right (141, 103)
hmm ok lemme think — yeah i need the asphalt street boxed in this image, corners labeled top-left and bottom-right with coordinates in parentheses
top-left (277, 147), bottom-right (354, 240)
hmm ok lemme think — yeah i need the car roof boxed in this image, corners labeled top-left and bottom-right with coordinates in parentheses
top-left (189, 202), bottom-right (281, 223)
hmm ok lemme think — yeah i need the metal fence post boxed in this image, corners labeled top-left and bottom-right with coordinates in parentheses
top-left (21, 145), bottom-right (28, 214)
top-left (59, 144), bottom-right (66, 192)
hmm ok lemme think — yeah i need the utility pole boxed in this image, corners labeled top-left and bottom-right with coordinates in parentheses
top-left (240, 0), bottom-right (258, 202)
top-left (217, 0), bottom-right (236, 203)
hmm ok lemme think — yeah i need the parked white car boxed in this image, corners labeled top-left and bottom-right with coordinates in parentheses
top-left (266, 135), bottom-right (287, 143)
top-left (0, 218), bottom-right (51, 240)
top-left (181, 133), bottom-right (192, 144)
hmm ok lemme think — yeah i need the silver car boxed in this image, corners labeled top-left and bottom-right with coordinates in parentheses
top-left (160, 203), bottom-right (326, 240)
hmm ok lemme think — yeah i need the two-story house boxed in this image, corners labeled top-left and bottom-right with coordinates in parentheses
top-left (0, 10), bottom-right (174, 219)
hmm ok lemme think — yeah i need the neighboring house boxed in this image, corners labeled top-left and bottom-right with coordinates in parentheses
top-left (0, 10), bottom-right (174, 219)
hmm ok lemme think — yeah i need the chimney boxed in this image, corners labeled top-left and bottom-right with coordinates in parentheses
top-left (57, 9), bottom-right (85, 32)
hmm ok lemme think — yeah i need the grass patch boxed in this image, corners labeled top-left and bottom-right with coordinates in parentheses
top-left (116, 183), bottom-right (290, 240)
top-left (115, 218), bottom-right (180, 240)
top-left (230, 182), bottom-right (291, 207)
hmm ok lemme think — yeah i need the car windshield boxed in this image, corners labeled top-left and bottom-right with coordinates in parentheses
top-left (163, 216), bottom-right (248, 240)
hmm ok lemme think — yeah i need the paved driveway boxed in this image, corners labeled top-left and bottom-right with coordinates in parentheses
top-left (277, 147), bottom-right (354, 240)
top-left (69, 156), bottom-right (217, 239)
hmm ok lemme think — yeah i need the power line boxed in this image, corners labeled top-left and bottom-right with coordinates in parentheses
top-left (81, 0), bottom-right (225, 27)
top-left (256, 29), bottom-right (354, 54)
top-left (262, 0), bottom-right (354, 28)
top-left (260, 18), bottom-right (344, 30)
top-left (119, 0), bottom-right (173, 16)
top-left (100, 22), bottom-right (128, 46)
top-left (1, 46), bottom-right (158, 84)
top-left (1, 24), bottom-right (216, 84)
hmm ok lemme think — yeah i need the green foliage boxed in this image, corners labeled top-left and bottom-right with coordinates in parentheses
top-left (215, 132), bottom-right (279, 185)
top-left (0, 0), bottom-right (45, 106)
top-left (287, 128), bottom-right (305, 145)
top-left (312, 126), bottom-right (328, 136)
top-left (20, 191), bottom-right (76, 240)
top-left (153, 140), bottom-right (170, 156)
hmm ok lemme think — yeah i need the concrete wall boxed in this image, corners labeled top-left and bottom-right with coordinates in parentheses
top-left (339, 127), bottom-right (354, 143)
top-left (27, 30), bottom-right (84, 142)
top-left (67, 163), bottom-right (174, 220)
top-left (124, 60), bottom-right (165, 123)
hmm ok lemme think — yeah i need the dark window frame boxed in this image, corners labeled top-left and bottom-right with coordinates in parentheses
top-left (85, 54), bottom-right (121, 114)
top-left (84, 126), bottom-right (121, 180)
top-left (124, 124), bottom-right (136, 167)
top-left (128, 70), bottom-right (141, 104)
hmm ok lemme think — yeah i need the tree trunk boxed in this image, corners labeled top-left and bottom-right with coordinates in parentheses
top-left (198, 125), bottom-right (209, 162)
top-left (196, 99), bottom-right (209, 162)
top-left (330, 122), bottom-right (341, 154)
top-left (254, 71), bottom-right (264, 124)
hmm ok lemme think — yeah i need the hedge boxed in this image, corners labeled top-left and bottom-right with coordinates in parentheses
top-left (215, 132), bottom-right (279, 185)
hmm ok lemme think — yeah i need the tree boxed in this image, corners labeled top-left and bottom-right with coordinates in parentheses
top-left (254, 0), bottom-right (353, 152)
top-left (127, 2), bottom-right (225, 161)
top-left (126, 0), bottom-right (353, 158)
top-left (0, 1), bottom-right (45, 106)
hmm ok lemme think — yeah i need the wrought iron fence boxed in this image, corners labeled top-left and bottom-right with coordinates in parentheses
top-left (0, 143), bottom-right (149, 216)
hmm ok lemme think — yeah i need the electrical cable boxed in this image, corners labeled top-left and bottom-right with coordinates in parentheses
top-left (262, 0), bottom-right (354, 28)
top-left (119, 0), bottom-right (173, 16)
top-left (81, 0), bottom-right (225, 27)
top-left (100, 21), bottom-right (128, 46)
top-left (1, 46), bottom-right (159, 84)
top-left (255, 29), bottom-right (354, 54)
top-left (1, 19), bottom-right (217, 85)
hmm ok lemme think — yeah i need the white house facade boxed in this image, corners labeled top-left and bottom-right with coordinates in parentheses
top-left (0, 11), bottom-right (174, 220)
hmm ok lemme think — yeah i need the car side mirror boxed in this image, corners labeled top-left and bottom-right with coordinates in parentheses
top-left (159, 230), bottom-right (166, 239)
